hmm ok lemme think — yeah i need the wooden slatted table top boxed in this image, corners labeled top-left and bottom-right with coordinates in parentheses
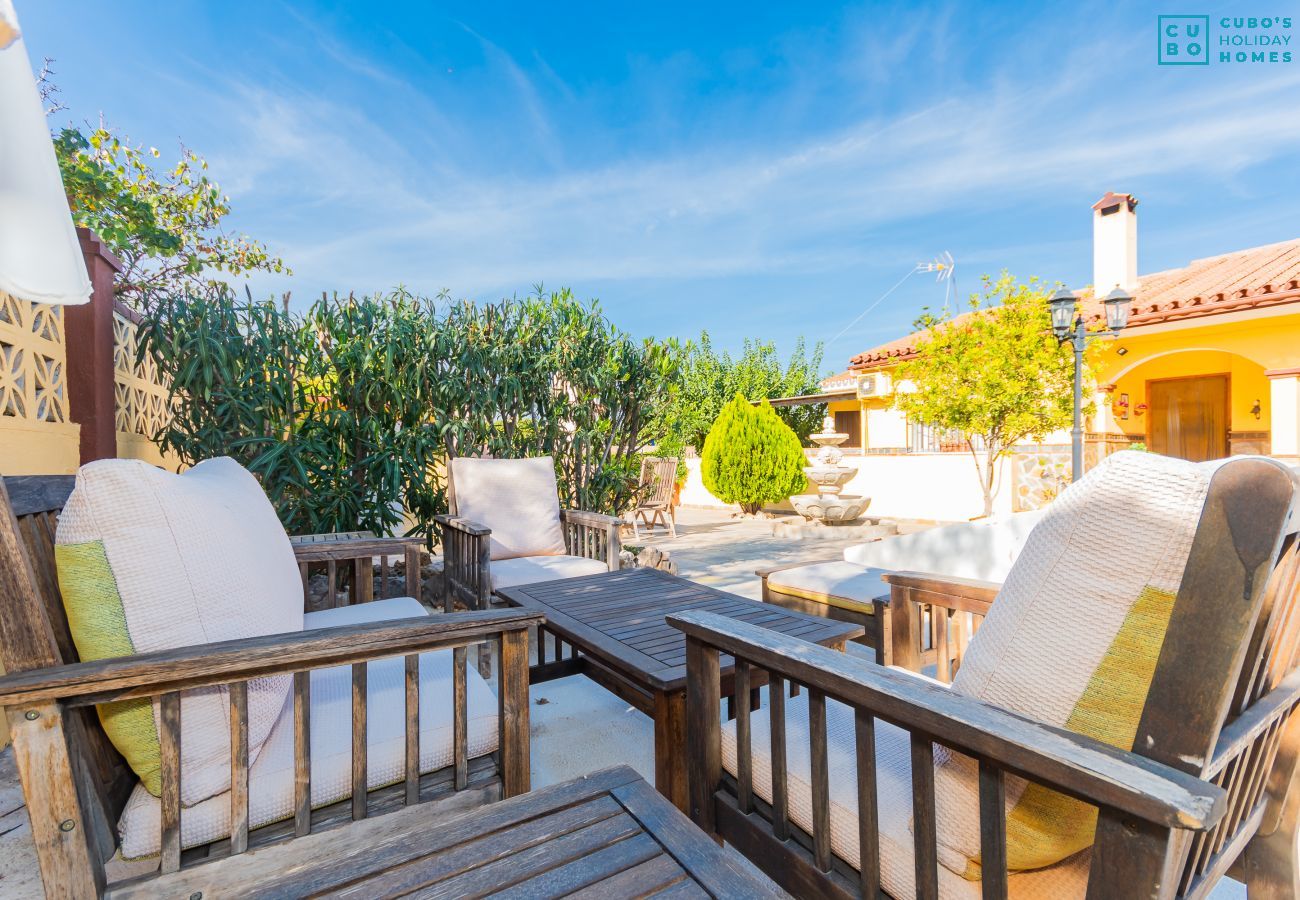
top-left (126, 766), bottom-right (783, 899)
top-left (496, 567), bottom-right (864, 692)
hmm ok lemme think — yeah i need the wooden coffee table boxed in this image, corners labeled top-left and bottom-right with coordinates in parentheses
top-left (495, 568), bottom-right (863, 811)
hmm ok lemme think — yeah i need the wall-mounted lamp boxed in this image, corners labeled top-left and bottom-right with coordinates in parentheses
top-left (1251, 399), bottom-right (1262, 420)
top-left (1134, 402), bottom-right (1148, 417)
top-left (1116, 346), bottom-right (1129, 357)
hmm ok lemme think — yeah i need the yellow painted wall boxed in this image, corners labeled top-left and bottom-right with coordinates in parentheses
top-left (1099, 308), bottom-right (1299, 436)
top-left (1107, 349), bottom-right (1269, 436)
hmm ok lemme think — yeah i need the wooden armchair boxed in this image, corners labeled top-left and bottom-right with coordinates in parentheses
top-left (669, 455), bottom-right (1300, 898)
top-left (0, 475), bottom-right (539, 897)
top-left (437, 456), bottom-right (621, 612)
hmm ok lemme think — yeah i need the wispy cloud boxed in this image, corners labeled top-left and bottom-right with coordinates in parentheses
top-left (147, 3), bottom-right (1296, 350)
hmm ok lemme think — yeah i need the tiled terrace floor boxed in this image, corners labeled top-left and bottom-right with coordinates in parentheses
top-left (0, 507), bottom-right (1250, 897)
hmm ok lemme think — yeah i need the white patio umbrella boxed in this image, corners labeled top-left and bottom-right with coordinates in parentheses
top-left (0, 0), bottom-right (91, 305)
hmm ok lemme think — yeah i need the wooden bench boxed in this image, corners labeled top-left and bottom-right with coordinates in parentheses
top-left (0, 475), bottom-right (537, 896)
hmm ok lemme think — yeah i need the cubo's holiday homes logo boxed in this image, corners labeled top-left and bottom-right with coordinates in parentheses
top-left (1159, 15), bottom-right (1209, 64)
top-left (1159, 15), bottom-right (1294, 65)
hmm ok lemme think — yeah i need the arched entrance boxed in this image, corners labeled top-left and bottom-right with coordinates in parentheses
top-left (1107, 348), bottom-right (1270, 462)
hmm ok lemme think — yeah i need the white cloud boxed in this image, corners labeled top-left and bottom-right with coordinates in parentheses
top-left (199, 24), bottom-right (1300, 306)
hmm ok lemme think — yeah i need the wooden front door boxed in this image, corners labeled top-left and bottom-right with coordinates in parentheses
top-left (1148, 374), bottom-right (1229, 461)
top-left (834, 410), bottom-right (861, 448)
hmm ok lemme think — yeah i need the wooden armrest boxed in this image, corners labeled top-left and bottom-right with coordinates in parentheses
top-left (291, 532), bottom-right (422, 564)
top-left (433, 513), bottom-right (491, 537)
top-left (668, 609), bottom-right (1226, 832)
top-left (883, 570), bottom-right (1002, 607)
top-left (561, 509), bottom-right (624, 528)
top-left (0, 609), bottom-right (542, 708)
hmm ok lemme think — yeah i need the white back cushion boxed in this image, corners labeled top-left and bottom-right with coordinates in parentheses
top-left (842, 510), bottom-right (1044, 582)
top-left (449, 456), bottom-right (567, 560)
top-left (56, 457), bottom-right (303, 805)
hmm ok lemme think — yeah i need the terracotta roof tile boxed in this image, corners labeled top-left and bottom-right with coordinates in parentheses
top-left (849, 237), bottom-right (1300, 370)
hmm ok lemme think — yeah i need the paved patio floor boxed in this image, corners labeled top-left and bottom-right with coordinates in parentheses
top-left (0, 507), bottom-right (1249, 897)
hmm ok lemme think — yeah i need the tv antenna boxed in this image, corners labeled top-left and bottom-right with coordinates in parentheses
top-left (917, 251), bottom-right (956, 313)
top-left (825, 252), bottom-right (958, 348)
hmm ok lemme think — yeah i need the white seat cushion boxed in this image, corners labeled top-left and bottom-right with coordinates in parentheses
top-left (449, 456), bottom-right (568, 560)
top-left (116, 598), bottom-right (500, 858)
top-left (490, 555), bottom-right (607, 591)
top-left (56, 457), bottom-right (303, 806)
top-left (721, 692), bottom-right (1089, 898)
top-left (766, 561), bottom-right (889, 614)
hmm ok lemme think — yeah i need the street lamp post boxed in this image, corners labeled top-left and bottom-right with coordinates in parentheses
top-left (1049, 287), bottom-right (1133, 482)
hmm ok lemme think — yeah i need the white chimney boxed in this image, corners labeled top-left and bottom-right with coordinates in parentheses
top-left (1092, 192), bottom-right (1138, 294)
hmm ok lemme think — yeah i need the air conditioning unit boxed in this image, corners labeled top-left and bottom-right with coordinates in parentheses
top-left (855, 373), bottom-right (890, 398)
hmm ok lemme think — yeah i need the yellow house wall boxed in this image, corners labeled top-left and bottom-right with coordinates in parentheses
top-left (1107, 349), bottom-right (1270, 436)
top-left (1099, 308), bottom-right (1299, 437)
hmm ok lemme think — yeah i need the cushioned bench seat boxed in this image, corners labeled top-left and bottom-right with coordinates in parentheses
top-left (720, 691), bottom-right (1090, 899)
top-left (116, 597), bottom-right (500, 858)
top-left (764, 561), bottom-right (891, 615)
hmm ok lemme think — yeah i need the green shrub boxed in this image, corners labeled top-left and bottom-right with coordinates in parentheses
top-left (137, 287), bottom-right (681, 539)
top-left (700, 395), bottom-right (808, 514)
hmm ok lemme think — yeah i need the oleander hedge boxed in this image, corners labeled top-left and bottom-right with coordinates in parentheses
top-left (137, 287), bottom-right (682, 539)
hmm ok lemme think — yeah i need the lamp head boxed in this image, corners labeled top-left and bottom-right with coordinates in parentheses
top-left (1102, 287), bottom-right (1133, 332)
top-left (1048, 288), bottom-right (1078, 337)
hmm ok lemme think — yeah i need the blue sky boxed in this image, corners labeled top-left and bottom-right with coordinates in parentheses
top-left (18, 1), bottom-right (1300, 368)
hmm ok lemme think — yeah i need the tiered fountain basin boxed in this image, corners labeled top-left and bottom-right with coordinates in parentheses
top-left (787, 427), bottom-right (871, 526)
top-left (789, 491), bottom-right (871, 524)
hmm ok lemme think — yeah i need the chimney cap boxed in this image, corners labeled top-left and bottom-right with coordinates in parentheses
top-left (1092, 191), bottom-right (1138, 213)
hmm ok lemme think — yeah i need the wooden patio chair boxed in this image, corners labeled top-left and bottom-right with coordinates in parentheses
top-left (436, 455), bottom-right (621, 612)
top-left (631, 456), bottom-right (679, 539)
top-left (0, 473), bottom-right (538, 897)
top-left (669, 453), bottom-right (1300, 898)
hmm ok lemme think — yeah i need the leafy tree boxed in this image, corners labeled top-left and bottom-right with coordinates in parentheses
top-left (892, 272), bottom-right (1094, 518)
top-left (701, 395), bottom-right (808, 515)
top-left (657, 332), bottom-right (825, 466)
top-left (52, 125), bottom-right (288, 308)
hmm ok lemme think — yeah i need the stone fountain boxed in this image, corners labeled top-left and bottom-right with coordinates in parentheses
top-left (789, 415), bottom-right (871, 525)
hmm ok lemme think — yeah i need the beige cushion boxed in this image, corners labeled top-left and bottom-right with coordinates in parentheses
top-left (934, 451), bottom-right (1216, 878)
top-left (116, 597), bottom-right (500, 858)
top-left (490, 554), bottom-right (607, 591)
top-left (720, 692), bottom-right (1089, 898)
top-left (766, 561), bottom-right (888, 614)
top-left (56, 457), bottom-right (303, 807)
top-left (449, 456), bottom-right (567, 560)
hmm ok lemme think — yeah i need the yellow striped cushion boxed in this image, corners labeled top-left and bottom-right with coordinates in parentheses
top-left (930, 451), bottom-right (1214, 879)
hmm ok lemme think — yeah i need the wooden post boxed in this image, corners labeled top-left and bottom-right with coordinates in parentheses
top-left (497, 628), bottom-right (530, 797)
top-left (64, 229), bottom-right (122, 465)
top-left (889, 586), bottom-right (923, 672)
top-left (685, 636), bottom-right (721, 835)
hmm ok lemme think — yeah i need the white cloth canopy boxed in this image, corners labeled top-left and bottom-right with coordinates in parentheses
top-left (0, 0), bottom-right (90, 306)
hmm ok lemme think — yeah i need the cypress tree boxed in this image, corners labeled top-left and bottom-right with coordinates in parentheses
top-left (701, 394), bottom-right (808, 514)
